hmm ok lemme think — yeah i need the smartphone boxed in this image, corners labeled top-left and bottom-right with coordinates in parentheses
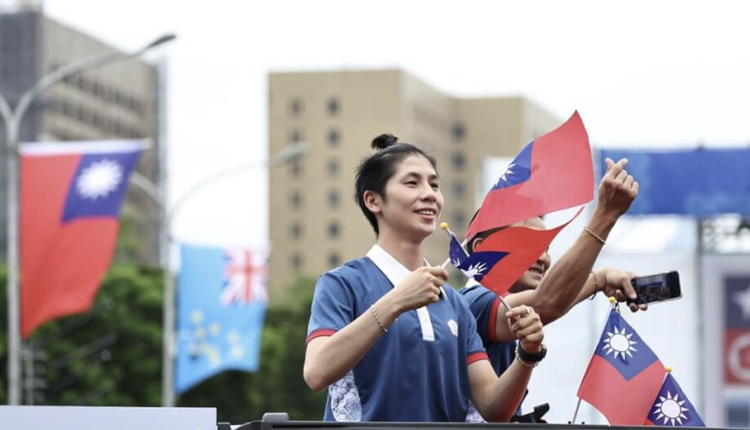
top-left (627, 271), bottom-right (682, 305)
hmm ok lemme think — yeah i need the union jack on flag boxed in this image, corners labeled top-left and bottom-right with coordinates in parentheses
top-left (221, 248), bottom-right (268, 306)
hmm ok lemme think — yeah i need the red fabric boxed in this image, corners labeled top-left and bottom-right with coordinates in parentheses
top-left (467, 352), bottom-right (489, 365)
top-left (467, 111), bottom-right (593, 239)
top-left (473, 207), bottom-right (583, 296)
top-left (20, 154), bottom-right (120, 338)
top-left (577, 355), bottom-right (666, 425)
top-left (487, 297), bottom-right (501, 343)
top-left (306, 329), bottom-right (338, 345)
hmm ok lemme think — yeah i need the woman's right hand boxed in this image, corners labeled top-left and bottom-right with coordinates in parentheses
top-left (389, 266), bottom-right (448, 312)
top-left (506, 305), bottom-right (544, 354)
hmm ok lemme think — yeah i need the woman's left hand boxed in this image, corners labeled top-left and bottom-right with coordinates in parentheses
top-left (506, 305), bottom-right (544, 353)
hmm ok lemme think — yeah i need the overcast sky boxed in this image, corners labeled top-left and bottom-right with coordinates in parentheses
top-left (39, 0), bottom-right (750, 248)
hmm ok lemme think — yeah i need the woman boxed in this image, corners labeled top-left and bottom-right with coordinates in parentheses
top-left (304, 134), bottom-right (546, 422)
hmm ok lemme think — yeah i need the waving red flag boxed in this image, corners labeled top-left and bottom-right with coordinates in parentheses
top-left (21, 140), bottom-right (146, 337)
top-left (467, 111), bottom-right (593, 239)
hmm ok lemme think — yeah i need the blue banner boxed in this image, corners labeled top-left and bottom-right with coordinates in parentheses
top-left (175, 244), bottom-right (267, 395)
top-left (599, 148), bottom-right (750, 216)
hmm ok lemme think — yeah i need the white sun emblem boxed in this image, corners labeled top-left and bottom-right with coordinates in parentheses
top-left (653, 391), bottom-right (690, 426)
top-left (76, 159), bottom-right (123, 200)
top-left (602, 326), bottom-right (638, 359)
top-left (498, 162), bottom-right (516, 185)
top-left (461, 262), bottom-right (488, 278)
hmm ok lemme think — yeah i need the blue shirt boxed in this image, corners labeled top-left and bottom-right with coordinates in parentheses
top-left (306, 245), bottom-right (487, 422)
top-left (458, 282), bottom-right (518, 377)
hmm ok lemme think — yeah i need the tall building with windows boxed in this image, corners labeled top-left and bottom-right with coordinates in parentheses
top-left (268, 69), bottom-right (559, 297)
top-left (0, 7), bottom-right (163, 264)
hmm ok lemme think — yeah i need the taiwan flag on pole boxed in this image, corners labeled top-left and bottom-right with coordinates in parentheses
top-left (20, 140), bottom-right (147, 338)
top-left (467, 111), bottom-right (593, 240)
top-left (175, 244), bottom-right (268, 395)
top-left (462, 207), bottom-right (583, 296)
top-left (645, 373), bottom-right (705, 427)
top-left (577, 309), bottom-right (667, 425)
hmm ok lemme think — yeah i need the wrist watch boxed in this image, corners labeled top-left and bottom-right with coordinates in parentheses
top-left (516, 344), bottom-right (547, 367)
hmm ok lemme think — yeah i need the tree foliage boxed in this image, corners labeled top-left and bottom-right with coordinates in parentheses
top-left (0, 265), bottom-right (325, 423)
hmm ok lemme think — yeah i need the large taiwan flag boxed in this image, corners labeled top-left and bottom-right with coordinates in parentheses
top-left (577, 309), bottom-right (667, 425)
top-left (20, 140), bottom-right (147, 338)
top-left (467, 111), bottom-right (593, 239)
top-left (175, 244), bottom-right (268, 395)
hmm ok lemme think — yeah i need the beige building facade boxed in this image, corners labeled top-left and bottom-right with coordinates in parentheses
top-left (268, 69), bottom-right (560, 299)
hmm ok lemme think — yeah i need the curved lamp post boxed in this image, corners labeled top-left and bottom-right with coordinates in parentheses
top-left (0, 33), bottom-right (176, 405)
top-left (129, 142), bottom-right (307, 406)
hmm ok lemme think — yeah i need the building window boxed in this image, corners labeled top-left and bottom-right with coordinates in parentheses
top-left (452, 152), bottom-right (466, 171)
top-left (327, 98), bottom-right (340, 116)
top-left (328, 252), bottom-right (341, 269)
top-left (290, 253), bottom-right (303, 272)
top-left (328, 221), bottom-right (340, 239)
top-left (453, 181), bottom-right (465, 199)
top-left (289, 129), bottom-right (303, 144)
top-left (290, 99), bottom-right (302, 117)
top-left (289, 160), bottom-right (302, 178)
top-left (328, 190), bottom-right (340, 209)
top-left (452, 123), bottom-right (466, 142)
top-left (454, 212), bottom-right (466, 229)
top-left (327, 159), bottom-right (340, 178)
top-left (289, 190), bottom-right (302, 209)
top-left (328, 129), bottom-right (340, 147)
top-left (290, 222), bottom-right (303, 240)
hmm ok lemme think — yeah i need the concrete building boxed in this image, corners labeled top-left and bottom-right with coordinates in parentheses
top-left (268, 69), bottom-right (560, 297)
top-left (0, 6), bottom-right (163, 265)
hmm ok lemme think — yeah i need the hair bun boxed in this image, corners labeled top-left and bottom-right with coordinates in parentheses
top-left (371, 133), bottom-right (398, 150)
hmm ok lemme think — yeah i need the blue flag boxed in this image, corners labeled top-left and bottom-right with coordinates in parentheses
top-left (645, 373), bottom-right (705, 427)
top-left (448, 229), bottom-right (508, 283)
top-left (175, 244), bottom-right (268, 394)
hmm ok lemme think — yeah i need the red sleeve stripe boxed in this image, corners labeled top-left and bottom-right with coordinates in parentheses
top-left (467, 352), bottom-right (489, 365)
top-left (306, 329), bottom-right (337, 345)
top-left (487, 297), bottom-right (501, 343)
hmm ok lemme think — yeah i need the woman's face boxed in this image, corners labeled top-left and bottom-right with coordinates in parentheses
top-left (376, 154), bottom-right (443, 241)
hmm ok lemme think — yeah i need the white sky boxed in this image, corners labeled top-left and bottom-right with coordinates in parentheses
top-left (37, 0), bottom-right (750, 248)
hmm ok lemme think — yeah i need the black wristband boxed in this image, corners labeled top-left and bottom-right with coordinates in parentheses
top-left (517, 344), bottom-right (547, 363)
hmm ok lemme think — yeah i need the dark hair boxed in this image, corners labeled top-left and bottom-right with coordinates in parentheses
top-left (355, 133), bottom-right (437, 235)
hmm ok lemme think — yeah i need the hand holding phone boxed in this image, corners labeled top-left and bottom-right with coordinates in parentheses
top-left (626, 271), bottom-right (682, 305)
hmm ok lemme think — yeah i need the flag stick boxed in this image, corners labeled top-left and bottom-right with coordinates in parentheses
top-left (571, 397), bottom-right (583, 424)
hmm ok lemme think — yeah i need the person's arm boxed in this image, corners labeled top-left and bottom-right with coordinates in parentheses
top-left (568, 268), bottom-right (647, 313)
top-left (493, 157), bottom-right (638, 342)
top-left (469, 306), bottom-right (544, 422)
top-left (303, 266), bottom-right (448, 391)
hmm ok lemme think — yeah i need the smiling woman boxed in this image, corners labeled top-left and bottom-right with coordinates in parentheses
top-left (302, 134), bottom-right (546, 422)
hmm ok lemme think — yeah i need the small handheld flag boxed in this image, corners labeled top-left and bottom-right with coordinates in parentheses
top-left (467, 111), bottom-right (593, 239)
top-left (645, 371), bottom-right (705, 427)
top-left (577, 308), bottom-right (667, 425)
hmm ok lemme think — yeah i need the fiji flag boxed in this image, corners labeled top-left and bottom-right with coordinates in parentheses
top-left (467, 111), bottom-right (593, 239)
top-left (175, 244), bottom-right (268, 395)
top-left (20, 140), bottom-right (146, 338)
top-left (645, 373), bottom-right (705, 427)
top-left (578, 309), bottom-right (667, 425)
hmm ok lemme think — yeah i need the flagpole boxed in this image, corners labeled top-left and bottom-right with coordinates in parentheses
top-left (571, 397), bottom-right (584, 424)
top-left (1, 33), bottom-right (175, 405)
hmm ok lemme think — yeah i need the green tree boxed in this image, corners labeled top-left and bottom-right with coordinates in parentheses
top-left (1, 265), bottom-right (325, 422)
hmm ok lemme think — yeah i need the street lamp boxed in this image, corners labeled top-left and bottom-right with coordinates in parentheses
top-left (129, 142), bottom-right (307, 407)
top-left (0, 33), bottom-right (176, 405)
